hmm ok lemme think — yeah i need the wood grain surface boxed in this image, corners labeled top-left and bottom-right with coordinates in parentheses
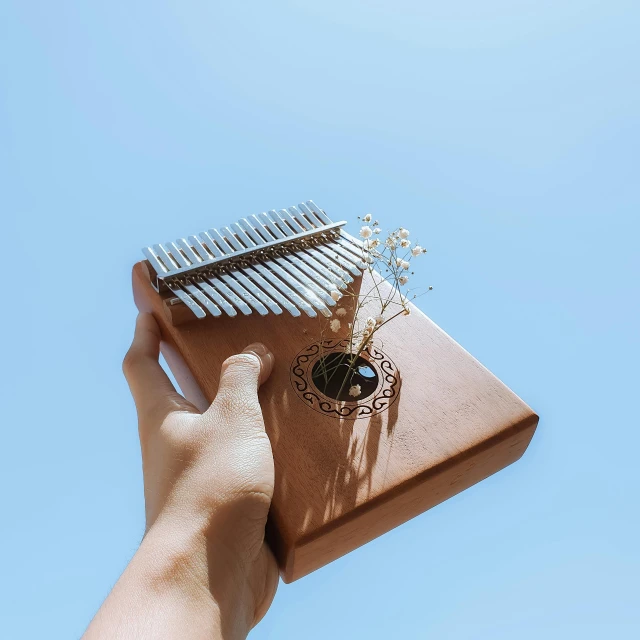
top-left (132, 261), bottom-right (538, 582)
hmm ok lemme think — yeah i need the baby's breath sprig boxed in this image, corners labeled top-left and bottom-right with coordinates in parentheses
top-left (315, 214), bottom-right (431, 401)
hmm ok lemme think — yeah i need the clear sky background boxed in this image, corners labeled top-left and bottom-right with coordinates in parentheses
top-left (1, 1), bottom-right (639, 638)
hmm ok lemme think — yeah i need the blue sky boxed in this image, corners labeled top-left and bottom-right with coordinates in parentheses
top-left (1, 1), bottom-right (639, 638)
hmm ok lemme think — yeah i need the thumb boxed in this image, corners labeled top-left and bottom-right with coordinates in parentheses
top-left (206, 343), bottom-right (274, 419)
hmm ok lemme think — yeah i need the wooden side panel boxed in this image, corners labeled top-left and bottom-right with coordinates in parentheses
top-left (132, 261), bottom-right (538, 582)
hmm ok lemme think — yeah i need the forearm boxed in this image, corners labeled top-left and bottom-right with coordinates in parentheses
top-left (83, 512), bottom-right (255, 640)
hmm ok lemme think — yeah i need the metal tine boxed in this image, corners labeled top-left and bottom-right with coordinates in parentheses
top-left (188, 235), bottom-right (209, 261)
top-left (206, 276), bottom-right (252, 315)
top-left (260, 211), bottom-right (336, 296)
top-left (143, 247), bottom-right (168, 275)
top-left (153, 244), bottom-right (180, 272)
top-left (207, 228), bottom-right (271, 316)
top-left (284, 253), bottom-right (341, 295)
top-left (193, 230), bottom-right (253, 315)
top-left (258, 212), bottom-right (285, 239)
top-left (238, 218), bottom-right (266, 246)
top-left (216, 227), bottom-right (280, 315)
top-left (285, 206), bottom-right (360, 285)
top-left (275, 210), bottom-right (353, 285)
top-left (201, 231), bottom-right (224, 257)
top-left (232, 222), bottom-right (313, 317)
top-left (316, 243), bottom-right (363, 276)
top-left (274, 258), bottom-right (337, 307)
top-left (265, 260), bottom-right (332, 316)
top-left (242, 217), bottom-right (332, 316)
top-left (339, 229), bottom-right (364, 250)
top-left (219, 273), bottom-right (269, 315)
top-left (220, 226), bottom-right (283, 314)
top-left (250, 214), bottom-right (337, 309)
top-left (174, 239), bottom-right (231, 318)
top-left (183, 282), bottom-right (222, 317)
top-left (221, 226), bottom-right (244, 251)
top-left (333, 232), bottom-right (367, 262)
top-left (230, 223), bottom-right (302, 317)
top-left (176, 238), bottom-right (202, 265)
top-left (232, 271), bottom-right (282, 315)
top-left (323, 240), bottom-right (367, 271)
top-left (166, 282), bottom-right (207, 319)
top-left (303, 200), bottom-right (332, 225)
top-left (287, 206), bottom-right (313, 231)
top-left (196, 280), bottom-right (237, 316)
top-left (166, 242), bottom-right (191, 268)
top-left (266, 210), bottom-right (348, 289)
top-left (186, 236), bottom-right (238, 317)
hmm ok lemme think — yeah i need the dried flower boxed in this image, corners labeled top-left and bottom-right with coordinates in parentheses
top-left (348, 384), bottom-right (362, 398)
top-left (330, 290), bottom-right (342, 302)
top-left (398, 275), bottom-right (409, 285)
top-left (336, 307), bottom-right (347, 317)
top-left (399, 228), bottom-right (410, 239)
top-left (396, 257), bottom-right (403, 267)
top-left (400, 260), bottom-right (410, 270)
top-left (375, 315), bottom-right (384, 325)
top-left (374, 227), bottom-right (381, 234)
top-left (330, 319), bottom-right (341, 332)
top-left (360, 226), bottom-right (373, 239)
top-left (411, 245), bottom-right (423, 256)
top-left (363, 213), bottom-right (372, 222)
top-left (365, 316), bottom-right (376, 329)
top-left (403, 307), bottom-right (411, 315)
top-left (400, 239), bottom-right (411, 248)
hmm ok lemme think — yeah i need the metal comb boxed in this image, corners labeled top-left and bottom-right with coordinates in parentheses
top-left (141, 201), bottom-right (366, 320)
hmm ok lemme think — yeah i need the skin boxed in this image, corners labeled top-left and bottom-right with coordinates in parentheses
top-left (83, 313), bottom-right (278, 639)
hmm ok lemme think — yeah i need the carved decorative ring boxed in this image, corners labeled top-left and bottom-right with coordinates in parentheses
top-left (289, 339), bottom-right (400, 419)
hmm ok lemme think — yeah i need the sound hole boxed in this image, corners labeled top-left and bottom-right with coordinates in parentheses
top-left (311, 353), bottom-right (379, 401)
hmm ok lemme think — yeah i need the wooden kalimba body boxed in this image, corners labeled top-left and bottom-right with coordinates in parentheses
top-left (132, 201), bottom-right (538, 582)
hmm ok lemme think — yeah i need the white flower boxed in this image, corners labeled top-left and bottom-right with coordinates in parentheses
top-left (348, 384), bottom-right (362, 398)
top-left (398, 275), bottom-right (409, 285)
top-left (411, 245), bottom-right (423, 256)
top-left (365, 316), bottom-right (376, 328)
top-left (374, 227), bottom-right (381, 234)
top-left (370, 238), bottom-right (380, 248)
top-left (363, 213), bottom-right (372, 222)
top-left (365, 254), bottom-right (374, 264)
top-left (400, 239), bottom-right (411, 248)
top-left (396, 257), bottom-right (403, 267)
top-left (330, 290), bottom-right (341, 302)
top-left (330, 319), bottom-right (341, 332)
top-left (336, 307), bottom-right (347, 317)
top-left (401, 260), bottom-right (410, 270)
top-left (360, 226), bottom-right (373, 239)
top-left (399, 228), bottom-right (410, 239)
top-left (375, 315), bottom-right (384, 325)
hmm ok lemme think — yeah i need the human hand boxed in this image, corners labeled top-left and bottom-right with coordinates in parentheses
top-left (85, 313), bottom-right (278, 639)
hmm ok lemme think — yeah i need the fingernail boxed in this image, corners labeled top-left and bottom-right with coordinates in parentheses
top-left (243, 343), bottom-right (274, 384)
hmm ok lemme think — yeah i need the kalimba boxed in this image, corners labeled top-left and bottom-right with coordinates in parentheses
top-left (132, 201), bottom-right (538, 582)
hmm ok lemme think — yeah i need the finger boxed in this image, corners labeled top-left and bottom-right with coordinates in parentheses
top-left (122, 313), bottom-right (197, 424)
top-left (206, 343), bottom-right (274, 419)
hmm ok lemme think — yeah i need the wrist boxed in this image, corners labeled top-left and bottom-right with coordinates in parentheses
top-left (143, 509), bottom-right (256, 638)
